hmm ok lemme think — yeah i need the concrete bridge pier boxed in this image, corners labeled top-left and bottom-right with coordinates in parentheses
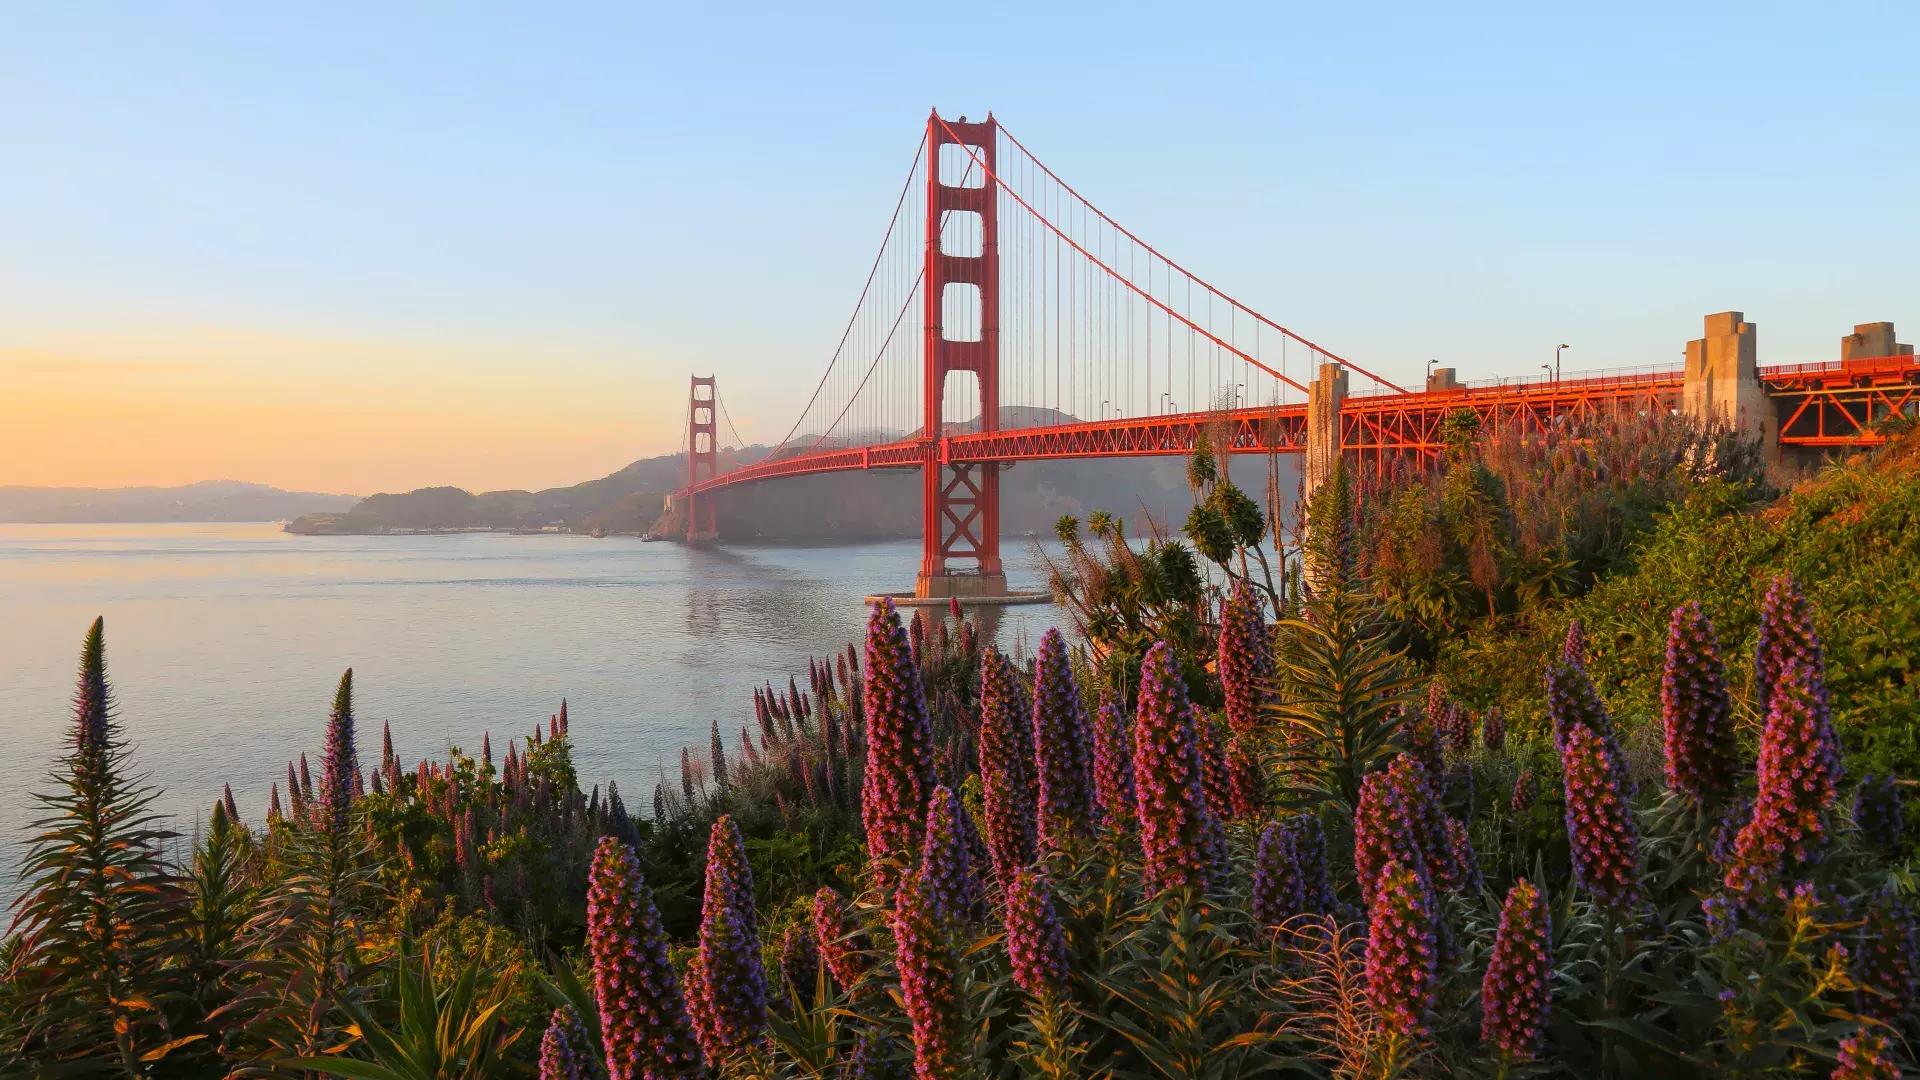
top-left (1681, 311), bottom-right (1774, 457)
top-left (1299, 361), bottom-right (1348, 590)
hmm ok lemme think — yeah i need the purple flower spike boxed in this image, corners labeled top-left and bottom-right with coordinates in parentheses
top-left (1754, 573), bottom-right (1823, 715)
top-left (860, 597), bottom-right (937, 891)
top-left (1439, 817), bottom-right (1482, 894)
top-left (1217, 578), bottom-right (1271, 735)
top-left (1031, 628), bottom-right (1094, 851)
top-left (1661, 601), bottom-right (1738, 800)
top-left (812, 886), bottom-right (868, 994)
top-left (1480, 878), bottom-right (1551, 1062)
top-left (1562, 619), bottom-right (1588, 666)
top-left (890, 869), bottom-right (968, 1079)
top-left (1251, 820), bottom-right (1305, 926)
top-left (1196, 713), bottom-right (1234, 821)
top-left (1510, 769), bottom-right (1534, 815)
top-left (538, 1006), bottom-right (596, 1080)
top-left (318, 669), bottom-right (357, 833)
top-left (1365, 858), bottom-right (1438, 1039)
top-left (1354, 767), bottom-right (1418, 907)
top-left (1547, 660), bottom-right (1617, 755)
top-left (1132, 641), bottom-right (1218, 898)
top-left (1854, 890), bottom-right (1919, 1023)
top-left (1724, 658), bottom-right (1841, 896)
top-left (1438, 704), bottom-right (1473, 758)
top-left (689, 815), bottom-right (768, 1062)
top-left (1561, 721), bottom-right (1640, 912)
top-left (586, 837), bottom-right (703, 1080)
top-left (1832, 1027), bottom-right (1899, 1080)
top-left (1225, 733), bottom-right (1267, 821)
top-left (977, 650), bottom-right (1037, 886)
top-left (1854, 775), bottom-right (1904, 854)
top-left (1091, 696), bottom-right (1136, 826)
top-left (1287, 814), bottom-right (1340, 915)
top-left (779, 923), bottom-right (820, 1005)
top-left (1355, 754), bottom-right (1443, 904)
top-left (920, 785), bottom-right (984, 924)
top-left (1004, 866), bottom-right (1070, 999)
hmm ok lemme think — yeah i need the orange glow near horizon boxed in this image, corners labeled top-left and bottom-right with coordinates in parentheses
top-left (1, 325), bottom-right (690, 495)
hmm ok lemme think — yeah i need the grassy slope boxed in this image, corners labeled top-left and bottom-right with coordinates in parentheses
top-left (1438, 432), bottom-right (1920, 778)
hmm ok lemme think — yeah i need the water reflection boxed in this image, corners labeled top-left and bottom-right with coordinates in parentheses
top-left (0, 524), bottom-right (1067, 906)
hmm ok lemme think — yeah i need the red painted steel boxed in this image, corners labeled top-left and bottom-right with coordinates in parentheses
top-left (681, 358), bottom-right (1920, 500)
top-left (921, 113), bottom-right (1003, 583)
top-left (684, 376), bottom-right (718, 540)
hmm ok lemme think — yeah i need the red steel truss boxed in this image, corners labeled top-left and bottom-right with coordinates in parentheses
top-left (683, 356), bottom-right (1920, 500)
top-left (921, 114), bottom-right (1003, 586)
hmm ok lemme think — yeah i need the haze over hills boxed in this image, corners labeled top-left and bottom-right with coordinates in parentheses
top-left (289, 407), bottom-right (1300, 540)
top-left (0, 481), bottom-right (359, 523)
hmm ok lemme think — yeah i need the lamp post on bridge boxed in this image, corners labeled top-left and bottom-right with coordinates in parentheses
top-left (1540, 364), bottom-right (1552, 382)
top-left (1555, 343), bottom-right (1570, 383)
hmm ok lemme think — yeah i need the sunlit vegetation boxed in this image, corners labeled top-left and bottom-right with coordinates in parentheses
top-left (4, 421), bottom-right (1917, 1078)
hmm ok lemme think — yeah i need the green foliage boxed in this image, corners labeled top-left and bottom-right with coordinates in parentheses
top-left (287, 936), bottom-right (525, 1079)
top-left (1269, 460), bottom-right (1420, 812)
top-left (9, 428), bottom-right (1920, 1079)
top-left (1443, 433), bottom-right (1920, 779)
top-left (1045, 512), bottom-right (1215, 702)
top-left (1361, 407), bottom-right (1770, 659)
top-left (4, 618), bottom-right (196, 1073)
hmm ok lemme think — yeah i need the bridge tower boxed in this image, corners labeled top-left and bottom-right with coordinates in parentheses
top-left (917, 111), bottom-right (1007, 599)
top-left (685, 375), bottom-right (718, 543)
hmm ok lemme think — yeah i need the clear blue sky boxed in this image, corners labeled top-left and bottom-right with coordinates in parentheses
top-left (4, 2), bottom-right (1915, 492)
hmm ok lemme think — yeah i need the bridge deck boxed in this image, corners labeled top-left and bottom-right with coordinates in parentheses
top-left (682, 356), bottom-right (1920, 498)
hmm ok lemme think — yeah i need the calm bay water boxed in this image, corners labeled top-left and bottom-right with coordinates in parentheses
top-left (0, 523), bottom-right (1065, 905)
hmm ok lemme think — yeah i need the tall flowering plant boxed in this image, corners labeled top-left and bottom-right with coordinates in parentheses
top-left (1560, 720), bottom-right (1640, 912)
top-left (1132, 641), bottom-right (1218, 897)
top-left (920, 785), bottom-right (984, 924)
top-left (1724, 658), bottom-right (1841, 896)
top-left (539, 1006), bottom-right (596, 1080)
top-left (978, 649), bottom-right (1037, 886)
top-left (317, 669), bottom-right (358, 835)
top-left (1031, 628), bottom-right (1093, 851)
top-left (891, 866), bottom-right (970, 1078)
top-left (1250, 820), bottom-right (1304, 927)
top-left (1365, 858), bottom-right (1439, 1040)
top-left (586, 837), bottom-right (703, 1080)
top-left (812, 886), bottom-right (868, 994)
top-left (1004, 866), bottom-right (1070, 1000)
top-left (1661, 601), bottom-right (1738, 800)
top-left (860, 597), bottom-right (937, 889)
top-left (1090, 696), bottom-right (1136, 825)
top-left (1754, 573), bottom-right (1823, 712)
top-left (1217, 578), bottom-right (1271, 735)
top-left (688, 815), bottom-right (768, 1062)
top-left (1480, 878), bottom-right (1551, 1063)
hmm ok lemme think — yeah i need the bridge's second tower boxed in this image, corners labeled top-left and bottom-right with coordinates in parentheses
top-left (685, 375), bottom-right (718, 543)
top-left (917, 112), bottom-right (1006, 599)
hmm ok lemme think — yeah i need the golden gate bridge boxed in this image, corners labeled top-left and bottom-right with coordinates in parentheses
top-left (658, 111), bottom-right (1919, 602)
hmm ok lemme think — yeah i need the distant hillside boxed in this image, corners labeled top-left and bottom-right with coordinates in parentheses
top-left (0, 481), bottom-right (359, 523)
top-left (291, 409), bottom-right (1298, 541)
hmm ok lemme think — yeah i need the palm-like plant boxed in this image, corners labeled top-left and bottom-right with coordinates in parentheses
top-left (180, 800), bottom-right (259, 1048)
top-left (289, 936), bottom-right (525, 1079)
top-left (1268, 461), bottom-right (1419, 811)
top-left (221, 671), bottom-right (384, 1068)
top-left (4, 617), bottom-right (193, 1072)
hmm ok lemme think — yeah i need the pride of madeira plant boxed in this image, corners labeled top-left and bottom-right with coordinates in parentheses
top-left (5, 423), bottom-right (1919, 1078)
